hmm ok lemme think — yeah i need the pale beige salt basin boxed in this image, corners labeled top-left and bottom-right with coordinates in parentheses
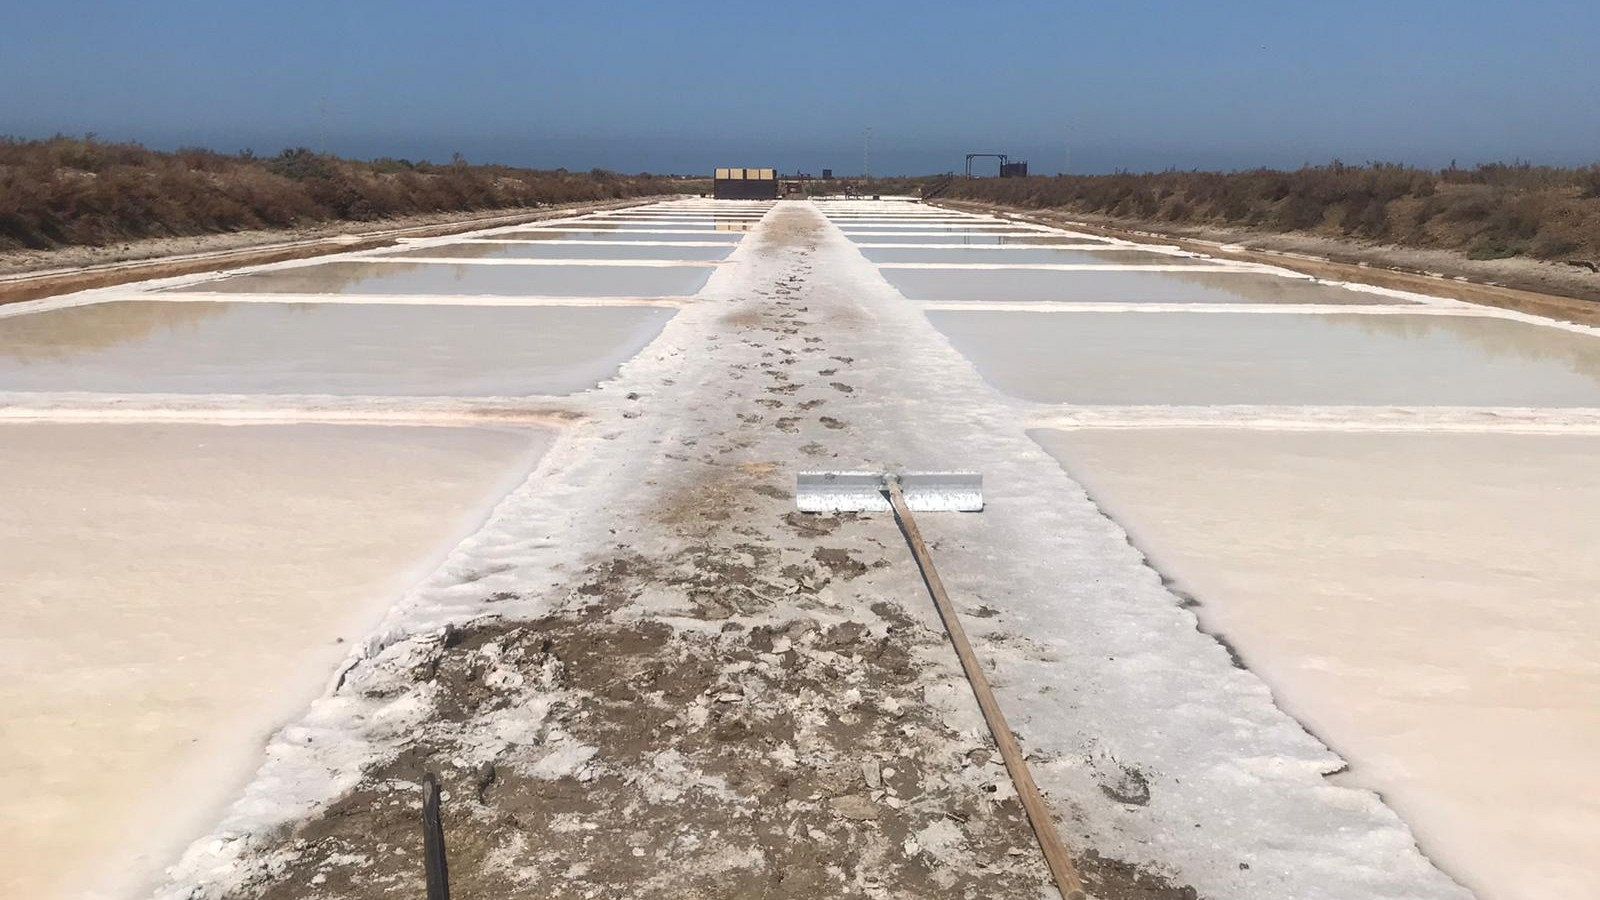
top-left (492, 220), bottom-right (742, 233)
top-left (839, 224), bottom-right (1044, 233)
top-left (832, 212), bottom-right (992, 220)
top-left (829, 215), bottom-right (1009, 222)
top-left (168, 260), bottom-right (713, 298)
top-left (380, 241), bottom-right (732, 261)
top-left (1030, 428), bottom-right (1600, 900)
top-left (0, 421), bottom-right (553, 900)
top-left (0, 301), bottom-right (674, 396)
top-left (862, 246), bottom-right (1216, 265)
top-left (928, 310), bottom-right (1600, 405)
top-left (849, 233), bottom-right (1111, 246)
top-left (581, 219), bottom-right (759, 227)
top-left (487, 229), bottom-right (742, 242)
top-left (569, 220), bottom-right (756, 232)
top-left (580, 215), bottom-right (765, 224)
top-left (590, 211), bottom-right (766, 219)
top-left (886, 268), bottom-right (1413, 304)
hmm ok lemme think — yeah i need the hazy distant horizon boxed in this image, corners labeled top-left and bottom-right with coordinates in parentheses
top-left (12, 129), bottom-right (1595, 179)
top-left (5, 1), bottom-right (1598, 177)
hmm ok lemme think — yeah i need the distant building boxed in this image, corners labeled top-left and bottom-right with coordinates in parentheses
top-left (713, 167), bottom-right (779, 200)
top-left (999, 161), bottom-right (1028, 178)
top-left (821, 169), bottom-right (833, 180)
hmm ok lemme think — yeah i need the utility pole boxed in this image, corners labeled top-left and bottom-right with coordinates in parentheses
top-left (863, 127), bottom-right (873, 179)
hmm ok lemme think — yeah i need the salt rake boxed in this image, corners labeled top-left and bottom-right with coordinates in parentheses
top-left (795, 472), bottom-right (1088, 900)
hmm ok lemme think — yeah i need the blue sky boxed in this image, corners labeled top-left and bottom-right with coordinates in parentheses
top-left (3, 0), bottom-right (1598, 174)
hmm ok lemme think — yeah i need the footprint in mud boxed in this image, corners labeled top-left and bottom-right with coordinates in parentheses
top-left (783, 511), bottom-right (841, 536)
top-left (819, 416), bottom-right (847, 430)
top-left (775, 417), bottom-right (800, 433)
top-left (756, 398), bottom-right (784, 409)
top-left (829, 382), bottom-right (854, 394)
top-left (797, 399), bottom-right (825, 410)
top-left (818, 368), bottom-right (837, 377)
top-left (812, 547), bottom-right (868, 579)
top-left (800, 441), bottom-right (828, 456)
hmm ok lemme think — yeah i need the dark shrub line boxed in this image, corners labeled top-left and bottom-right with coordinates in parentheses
top-left (0, 136), bottom-right (691, 251)
top-left (872, 162), bottom-right (1600, 262)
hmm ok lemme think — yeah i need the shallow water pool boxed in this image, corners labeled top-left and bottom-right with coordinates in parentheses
top-left (0, 301), bottom-right (675, 396)
top-left (1031, 427), bottom-right (1600, 900)
top-left (169, 260), bottom-right (713, 297)
top-left (485, 229), bottom-right (743, 243)
top-left (847, 233), bottom-right (1111, 246)
top-left (0, 421), bottom-right (552, 900)
top-left (887, 269), bottom-right (1411, 304)
top-left (381, 242), bottom-right (732, 262)
top-left (928, 310), bottom-right (1600, 405)
top-left (862, 246), bottom-right (1216, 266)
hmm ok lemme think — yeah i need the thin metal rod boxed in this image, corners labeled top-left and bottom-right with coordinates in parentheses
top-left (885, 479), bottom-right (1087, 900)
top-left (421, 772), bottom-right (450, 900)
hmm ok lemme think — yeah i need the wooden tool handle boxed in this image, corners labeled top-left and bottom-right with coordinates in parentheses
top-left (886, 479), bottom-right (1087, 900)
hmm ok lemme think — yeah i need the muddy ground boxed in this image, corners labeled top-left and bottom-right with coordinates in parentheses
top-left (213, 211), bottom-right (1195, 899)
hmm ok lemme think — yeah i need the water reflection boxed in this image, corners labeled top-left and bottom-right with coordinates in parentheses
top-left (925, 310), bottom-right (1600, 406)
top-left (168, 260), bottom-right (713, 297)
top-left (380, 242), bottom-right (731, 262)
top-left (864, 247), bottom-right (1213, 266)
top-left (1344, 313), bottom-right (1600, 383)
top-left (0, 301), bottom-right (676, 396)
top-left (849, 234), bottom-right (1109, 246)
top-left (884, 269), bottom-right (1412, 304)
top-left (484, 230), bottom-right (742, 243)
top-left (0, 301), bottom-right (227, 361)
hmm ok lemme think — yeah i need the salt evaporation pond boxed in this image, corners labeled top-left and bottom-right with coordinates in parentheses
top-left (168, 260), bottom-right (713, 297)
top-left (847, 233), bottom-right (1113, 246)
top-left (1031, 428), bottom-right (1600, 900)
top-left (928, 310), bottom-right (1600, 405)
top-left (827, 217), bottom-right (1004, 224)
top-left (382, 241), bottom-right (732, 261)
top-left (0, 301), bottom-right (674, 396)
top-left (861, 246), bottom-right (1215, 265)
top-left (577, 217), bottom-right (764, 226)
top-left (589, 212), bottom-right (766, 219)
top-left (0, 421), bottom-right (553, 900)
top-left (886, 268), bottom-right (1412, 304)
top-left (487, 229), bottom-right (743, 243)
top-left (497, 220), bottom-right (746, 233)
top-left (839, 223), bottom-right (1044, 233)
